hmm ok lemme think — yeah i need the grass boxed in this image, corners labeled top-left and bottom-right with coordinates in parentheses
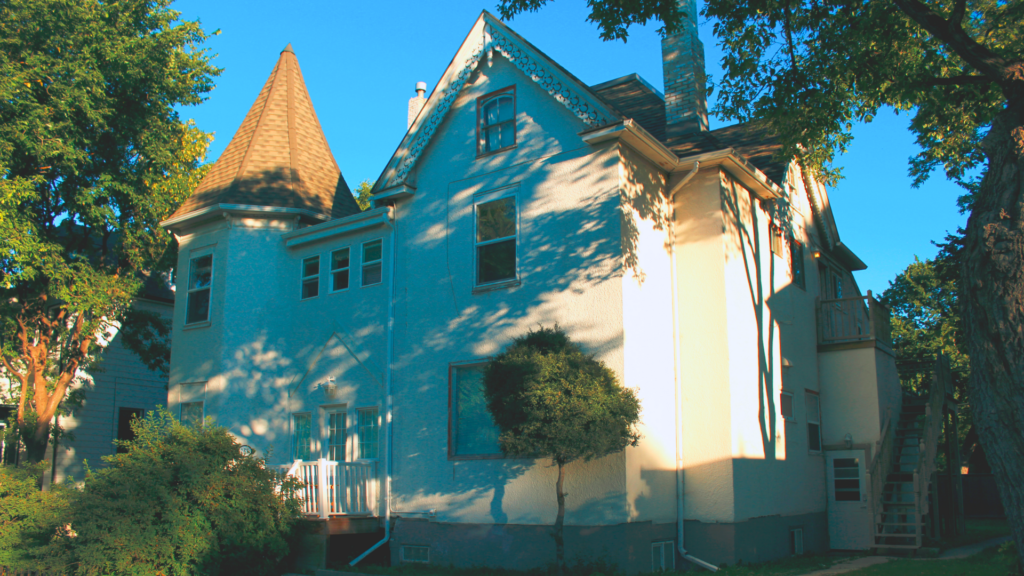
top-left (714, 554), bottom-right (859, 576)
top-left (847, 543), bottom-right (1019, 576)
top-left (934, 519), bottom-right (1012, 551)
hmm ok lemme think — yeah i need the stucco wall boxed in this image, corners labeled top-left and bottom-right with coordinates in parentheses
top-left (818, 345), bottom-right (882, 446)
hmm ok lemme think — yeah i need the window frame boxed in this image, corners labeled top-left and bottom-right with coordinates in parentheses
top-left (354, 406), bottom-right (380, 461)
top-left (292, 412), bottom-right (314, 462)
top-left (323, 407), bottom-right (348, 462)
top-left (476, 85), bottom-right (517, 157)
top-left (185, 252), bottom-right (214, 325)
top-left (360, 239), bottom-right (384, 288)
top-left (301, 255), bottom-right (321, 300)
top-left (447, 360), bottom-right (504, 460)
top-left (651, 540), bottom-right (676, 572)
top-left (790, 238), bottom-right (806, 290)
top-left (780, 390), bottom-right (795, 422)
top-left (401, 545), bottom-right (430, 564)
top-left (806, 391), bottom-right (822, 453)
top-left (473, 186), bottom-right (520, 290)
top-left (330, 247), bottom-right (352, 293)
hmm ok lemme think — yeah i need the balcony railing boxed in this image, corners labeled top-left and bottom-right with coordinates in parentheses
top-left (817, 291), bottom-right (892, 348)
top-left (282, 459), bottom-right (378, 519)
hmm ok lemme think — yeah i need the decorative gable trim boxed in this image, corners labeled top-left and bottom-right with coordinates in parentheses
top-left (378, 13), bottom-right (618, 190)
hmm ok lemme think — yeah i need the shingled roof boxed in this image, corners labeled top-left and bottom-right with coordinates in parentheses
top-left (591, 74), bottom-right (667, 143)
top-left (171, 45), bottom-right (360, 221)
top-left (669, 121), bottom-right (788, 186)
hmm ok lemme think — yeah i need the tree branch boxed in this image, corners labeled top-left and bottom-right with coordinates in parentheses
top-left (949, 0), bottom-right (967, 31)
top-left (918, 74), bottom-right (995, 87)
top-left (891, 0), bottom-right (1012, 87)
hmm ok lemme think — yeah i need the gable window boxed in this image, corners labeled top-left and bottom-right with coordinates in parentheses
top-left (475, 194), bottom-right (517, 286)
top-left (806, 392), bottom-right (822, 452)
top-left (331, 248), bottom-right (350, 292)
top-left (301, 256), bottom-right (320, 299)
top-left (293, 413), bottom-right (312, 461)
top-left (449, 363), bottom-right (501, 457)
top-left (186, 254), bottom-right (213, 324)
top-left (477, 86), bottom-right (515, 155)
top-left (361, 240), bottom-right (383, 287)
top-left (356, 408), bottom-right (379, 459)
top-left (790, 239), bottom-right (806, 289)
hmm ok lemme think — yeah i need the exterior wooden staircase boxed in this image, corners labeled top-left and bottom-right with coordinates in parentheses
top-left (872, 355), bottom-right (952, 552)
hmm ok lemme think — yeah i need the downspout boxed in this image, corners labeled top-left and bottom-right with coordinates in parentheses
top-left (350, 203), bottom-right (397, 567)
top-left (667, 162), bottom-right (718, 572)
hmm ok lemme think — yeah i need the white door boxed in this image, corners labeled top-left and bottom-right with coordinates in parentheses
top-left (827, 449), bottom-right (872, 550)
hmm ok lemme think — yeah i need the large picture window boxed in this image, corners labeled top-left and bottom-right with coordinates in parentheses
top-left (475, 195), bottom-right (517, 286)
top-left (450, 363), bottom-right (501, 457)
top-left (186, 254), bottom-right (213, 324)
top-left (477, 86), bottom-right (515, 155)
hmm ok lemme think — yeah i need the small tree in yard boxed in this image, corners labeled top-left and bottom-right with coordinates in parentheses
top-left (483, 326), bottom-right (641, 571)
top-left (37, 408), bottom-right (304, 576)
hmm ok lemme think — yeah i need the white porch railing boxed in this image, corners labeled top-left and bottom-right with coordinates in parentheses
top-left (282, 459), bottom-right (378, 519)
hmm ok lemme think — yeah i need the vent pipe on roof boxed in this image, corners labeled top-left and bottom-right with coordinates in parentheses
top-left (408, 81), bottom-right (427, 129)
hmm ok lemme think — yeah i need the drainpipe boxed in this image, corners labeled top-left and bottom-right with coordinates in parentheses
top-left (350, 204), bottom-right (397, 567)
top-left (667, 162), bottom-right (718, 572)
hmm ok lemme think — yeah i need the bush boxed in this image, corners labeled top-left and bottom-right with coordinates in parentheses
top-left (0, 462), bottom-right (69, 570)
top-left (38, 408), bottom-right (303, 576)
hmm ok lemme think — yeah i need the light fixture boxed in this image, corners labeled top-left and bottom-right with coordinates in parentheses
top-left (318, 377), bottom-right (338, 399)
top-left (813, 250), bottom-right (822, 259)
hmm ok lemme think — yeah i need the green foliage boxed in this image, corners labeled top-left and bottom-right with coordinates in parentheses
top-left (497, 0), bottom-right (686, 41)
top-left (483, 326), bottom-right (641, 464)
top-left (0, 0), bottom-right (218, 458)
top-left (0, 462), bottom-right (69, 570)
top-left (37, 408), bottom-right (303, 576)
top-left (354, 179), bottom-right (374, 211)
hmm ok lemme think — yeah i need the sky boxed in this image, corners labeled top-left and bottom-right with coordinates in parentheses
top-left (171, 0), bottom-right (969, 296)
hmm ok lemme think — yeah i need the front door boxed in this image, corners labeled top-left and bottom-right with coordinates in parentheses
top-left (826, 449), bottom-right (871, 550)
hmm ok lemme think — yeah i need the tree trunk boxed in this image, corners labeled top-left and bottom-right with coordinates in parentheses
top-left (24, 422), bottom-right (49, 463)
top-left (961, 94), bottom-right (1024, 568)
top-left (553, 458), bottom-right (566, 573)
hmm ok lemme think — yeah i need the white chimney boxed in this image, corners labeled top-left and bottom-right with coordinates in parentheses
top-left (408, 81), bottom-right (427, 129)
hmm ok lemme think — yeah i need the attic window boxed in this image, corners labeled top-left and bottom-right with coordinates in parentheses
top-left (477, 86), bottom-right (516, 156)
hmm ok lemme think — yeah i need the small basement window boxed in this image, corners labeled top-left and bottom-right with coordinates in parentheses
top-left (401, 545), bottom-right (430, 563)
top-left (652, 540), bottom-right (675, 572)
top-left (790, 528), bottom-right (804, 554)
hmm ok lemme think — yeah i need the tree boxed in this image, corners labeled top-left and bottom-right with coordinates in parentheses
top-left (353, 179), bottom-right (373, 211)
top-left (482, 326), bottom-right (641, 571)
top-left (498, 0), bottom-right (1024, 563)
top-left (35, 408), bottom-right (303, 576)
top-left (0, 0), bottom-right (219, 463)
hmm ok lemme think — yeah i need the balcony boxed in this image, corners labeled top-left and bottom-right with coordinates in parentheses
top-left (817, 291), bottom-right (892, 349)
top-left (283, 459), bottom-right (379, 519)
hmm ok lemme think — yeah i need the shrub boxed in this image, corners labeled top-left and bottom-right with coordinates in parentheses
top-left (38, 408), bottom-right (303, 576)
top-left (0, 462), bottom-right (68, 570)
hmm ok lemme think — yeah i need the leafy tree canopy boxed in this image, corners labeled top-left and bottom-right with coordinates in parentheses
top-left (353, 179), bottom-right (373, 211)
top-left (0, 0), bottom-right (219, 462)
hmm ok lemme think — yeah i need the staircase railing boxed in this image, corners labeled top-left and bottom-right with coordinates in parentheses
top-left (816, 291), bottom-right (892, 348)
top-left (867, 407), bottom-right (895, 527)
top-left (914, 355), bottom-right (952, 535)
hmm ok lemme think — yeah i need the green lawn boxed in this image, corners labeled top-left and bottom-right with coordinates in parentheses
top-left (936, 519), bottom-right (1011, 551)
top-left (713, 554), bottom-right (858, 576)
top-left (844, 544), bottom-right (1018, 576)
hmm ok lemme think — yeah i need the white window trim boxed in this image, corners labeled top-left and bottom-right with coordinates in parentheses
top-left (301, 255), bottom-right (320, 300)
top-left (360, 239), bottom-right (384, 288)
top-left (651, 540), bottom-right (675, 572)
top-left (401, 545), bottom-right (431, 564)
top-left (473, 185), bottom-right (520, 289)
top-left (329, 246), bottom-right (352, 294)
top-left (354, 405), bottom-right (380, 461)
top-left (790, 528), bottom-right (805, 554)
top-left (185, 252), bottom-right (214, 325)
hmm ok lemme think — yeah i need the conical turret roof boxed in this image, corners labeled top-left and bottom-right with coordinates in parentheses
top-left (172, 45), bottom-right (360, 221)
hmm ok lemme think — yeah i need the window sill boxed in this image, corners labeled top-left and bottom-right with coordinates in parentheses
top-left (183, 320), bottom-right (211, 331)
top-left (472, 279), bottom-right (520, 294)
top-left (476, 144), bottom-right (517, 159)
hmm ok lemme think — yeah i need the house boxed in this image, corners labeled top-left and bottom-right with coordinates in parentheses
top-left (160, 4), bottom-right (942, 572)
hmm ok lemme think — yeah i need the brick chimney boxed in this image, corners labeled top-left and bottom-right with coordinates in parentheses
top-left (662, 0), bottom-right (708, 141)
top-left (408, 81), bottom-right (427, 129)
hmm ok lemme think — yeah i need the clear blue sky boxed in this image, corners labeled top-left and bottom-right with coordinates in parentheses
top-left (172, 0), bottom-right (968, 296)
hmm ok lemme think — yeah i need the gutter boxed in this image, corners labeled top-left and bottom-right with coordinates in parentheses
top-left (666, 162), bottom-right (718, 573)
top-left (350, 204), bottom-right (398, 567)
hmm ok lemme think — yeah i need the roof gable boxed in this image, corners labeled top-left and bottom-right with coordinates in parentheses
top-left (374, 12), bottom-right (621, 191)
top-left (171, 45), bottom-right (360, 221)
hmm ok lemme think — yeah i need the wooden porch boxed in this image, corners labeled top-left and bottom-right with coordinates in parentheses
top-left (817, 291), bottom-right (893, 349)
top-left (282, 459), bottom-right (380, 528)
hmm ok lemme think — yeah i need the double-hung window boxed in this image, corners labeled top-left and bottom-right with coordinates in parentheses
top-left (293, 413), bottom-right (312, 461)
top-left (475, 193), bottom-right (517, 286)
top-left (356, 408), bottom-right (379, 459)
top-left (326, 410), bottom-right (347, 461)
top-left (331, 248), bottom-right (350, 292)
top-left (186, 254), bottom-right (213, 324)
top-left (806, 392), bottom-right (822, 452)
top-left (477, 86), bottom-right (515, 155)
top-left (449, 363), bottom-right (501, 457)
top-left (361, 240), bottom-right (383, 287)
top-left (790, 239), bottom-right (805, 289)
top-left (301, 256), bottom-right (320, 299)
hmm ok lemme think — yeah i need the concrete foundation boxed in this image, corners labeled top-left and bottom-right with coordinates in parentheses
top-left (684, 511), bottom-right (828, 567)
